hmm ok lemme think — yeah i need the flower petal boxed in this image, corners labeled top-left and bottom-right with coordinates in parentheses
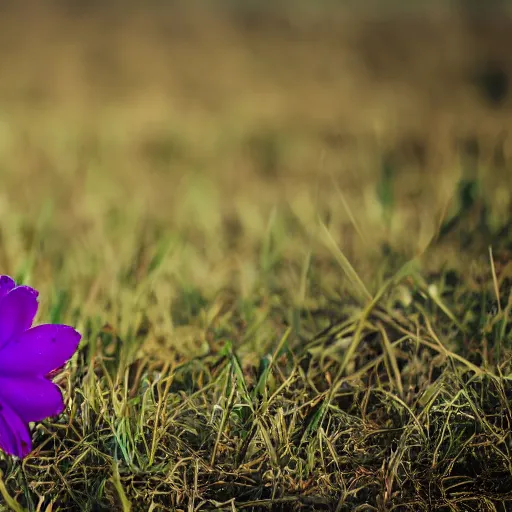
top-left (0, 286), bottom-right (39, 346)
top-left (0, 325), bottom-right (81, 376)
top-left (0, 399), bottom-right (31, 458)
top-left (0, 275), bottom-right (15, 300)
top-left (0, 376), bottom-right (65, 423)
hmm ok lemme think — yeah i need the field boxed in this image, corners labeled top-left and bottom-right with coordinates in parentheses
top-left (1, 2), bottom-right (512, 511)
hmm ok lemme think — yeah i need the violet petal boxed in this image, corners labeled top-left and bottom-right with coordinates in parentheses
top-left (0, 286), bottom-right (39, 347)
top-left (0, 325), bottom-right (81, 376)
top-left (0, 376), bottom-right (65, 423)
top-left (0, 400), bottom-right (31, 458)
top-left (0, 276), bottom-right (15, 300)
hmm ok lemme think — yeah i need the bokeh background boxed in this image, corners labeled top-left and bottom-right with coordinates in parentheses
top-left (1, 0), bottom-right (511, 314)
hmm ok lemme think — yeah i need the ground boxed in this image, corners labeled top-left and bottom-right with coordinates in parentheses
top-left (0, 3), bottom-right (512, 511)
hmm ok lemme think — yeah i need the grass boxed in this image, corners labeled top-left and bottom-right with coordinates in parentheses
top-left (1, 3), bottom-right (512, 511)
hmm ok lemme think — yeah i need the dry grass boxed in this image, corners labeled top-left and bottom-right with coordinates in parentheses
top-left (0, 2), bottom-right (512, 511)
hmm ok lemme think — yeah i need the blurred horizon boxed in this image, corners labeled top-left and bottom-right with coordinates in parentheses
top-left (1, 1), bottom-right (511, 115)
top-left (0, 0), bottom-right (511, 263)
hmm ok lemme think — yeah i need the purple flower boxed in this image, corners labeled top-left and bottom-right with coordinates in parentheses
top-left (0, 275), bottom-right (81, 458)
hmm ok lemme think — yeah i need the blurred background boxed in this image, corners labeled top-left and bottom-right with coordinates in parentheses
top-left (0, 0), bottom-right (511, 294)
